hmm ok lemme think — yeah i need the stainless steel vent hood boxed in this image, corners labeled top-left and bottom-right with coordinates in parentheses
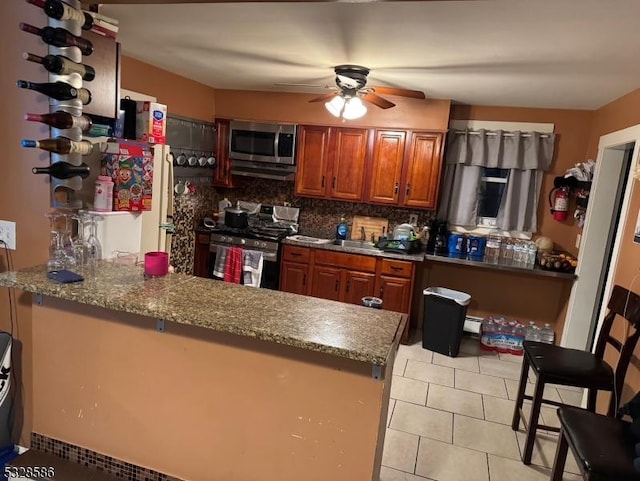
top-left (230, 159), bottom-right (296, 181)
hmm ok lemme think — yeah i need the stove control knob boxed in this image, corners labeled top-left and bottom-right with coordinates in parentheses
top-left (241, 239), bottom-right (246, 245)
top-left (261, 242), bottom-right (267, 248)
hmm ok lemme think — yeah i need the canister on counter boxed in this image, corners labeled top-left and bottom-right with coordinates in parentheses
top-left (465, 235), bottom-right (486, 260)
top-left (485, 233), bottom-right (502, 264)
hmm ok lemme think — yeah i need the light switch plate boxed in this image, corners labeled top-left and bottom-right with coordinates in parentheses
top-left (409, 214), bottom-right (418, 226)
top-left (575, 233), bottom-right (581, 249)
top-left (0, 220), bottom-right (16, 250)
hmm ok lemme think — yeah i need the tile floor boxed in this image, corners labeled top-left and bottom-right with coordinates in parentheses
top-left (380, 334), bottom-right (585, 481)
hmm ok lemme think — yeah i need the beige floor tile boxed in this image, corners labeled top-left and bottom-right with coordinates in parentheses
top-left (388, 399), bottom-right (396, 427)
top-left (379, 466), bottom-right (434, 481)
top-left (404, 359), bottom-right (455, 387)
top-left (382, 428), bottom-right (420, 473)
top-left (391, 375), bottom-right (429, 405)
top-left (453, 415), bottom-right (521, 460)
top-left (415, 437), bottom-right (489, 481)
top-left (432, 352), bottom-right (480, 373)
top-left (540, 406), bottom-right (561, 429)
top-left (455, 369), bottom-right (508, 398)
top-left (499, 352), bottom-right (525, 364)
top-left (488, 454), bottom-right (580, 481)
top-left (400, 343), bottom-right (435, 364)
top-left (427, 384), bottom-right (484, 419)
top-left (516, 431), bottom-right (581, 475)
top-left (505, 378), bottom-right (562, 402)
top-left (556, 388), bottom-right (585, 406)
top-left (390, 400), bottom-right (453, 442)
top-left (548, 383), bottom-right (582, 392)
top-left (483, 395), bottom-right (516, 425)
top-left (478, 357), bottom-right (523, 380)
top-left (393, 355), bottom-right (408, 376)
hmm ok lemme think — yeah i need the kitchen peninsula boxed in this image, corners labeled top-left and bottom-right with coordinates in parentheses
top-left (0, 262), bottom-right (405, 481)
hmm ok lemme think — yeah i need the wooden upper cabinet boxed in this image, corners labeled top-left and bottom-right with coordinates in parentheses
top-left (213, 119), bottom-right (233, 187)
top-left (329, 128), bottom-right (368, 201)
top-left (295, 125), bottom-right (330, 198)
top-left (366, 130), bottom-right (406, 205)
top-left (401, 132), bottom-right (444, 209)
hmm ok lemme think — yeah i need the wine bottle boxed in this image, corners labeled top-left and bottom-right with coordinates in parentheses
top-left (24, 111), bottom-right (92, 131)
top-left (19, 22), bottom-right (93, 56)
top-left (22, 137), bottom-right (94, 155)
top-left (17, 80), bottom-right (92, 104)
top-left (23, 52), bottom-right (95, 81)
top-left (32, 162), bottom-right (90, 179)
top-left (42, 0), bottom-right (94, 31)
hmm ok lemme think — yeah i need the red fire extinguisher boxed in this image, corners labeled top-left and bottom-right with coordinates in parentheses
top-left (549, 186), bottom-right (570, 221)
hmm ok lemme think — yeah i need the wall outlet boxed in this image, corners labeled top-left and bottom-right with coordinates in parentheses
top-left (0, 220), bottom-right (16, 250)
top-left (409, 214), bottom-right (418, 226)
top-left (575, 233), bottom-right (582, 249)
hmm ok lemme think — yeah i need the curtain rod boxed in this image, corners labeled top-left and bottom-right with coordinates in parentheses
top-left (453, 129), bottom-right (552, 138)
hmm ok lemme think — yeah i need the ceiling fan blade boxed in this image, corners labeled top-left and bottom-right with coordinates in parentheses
top-left (309, 92), bottom-right (339, 103)
top-left (361, 93), bottom-right (395, 109)
top-left (274, 83), bottom-right (327, 88)
top-left (370, 86), bottom-right (426, 99)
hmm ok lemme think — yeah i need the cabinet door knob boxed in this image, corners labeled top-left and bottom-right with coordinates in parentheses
top-left (406, 184), bottom-right (411, 195)
top-left (290, 252), bottom-right (301, 257)
top-left (380, 286), bottom-right (384, 298)
top-left (394, 182), bottom-right (399, 194)
top-left (321, 176), bottom-right (325, 188)
top-left (346, 279), bottom-right (350, 293)
top-left (303, 274), bottom-right (307, 286)
top-left (332, 177), bottom-right (336, 188)
top-left (335, 279), bottom-right (339, 292)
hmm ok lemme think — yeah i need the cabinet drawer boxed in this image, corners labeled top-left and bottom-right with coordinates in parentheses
top-left (380, 259), bottom-right (413, 278)
top-left (315, 250), bottom-right (376, 273)
top-left (283, 245), bottom-right (311, 263)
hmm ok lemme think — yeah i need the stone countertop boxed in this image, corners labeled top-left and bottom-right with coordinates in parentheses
top-left (0, 262), bottom-right (405, 366)
top-left (282, 237), bottom-right (425, 262)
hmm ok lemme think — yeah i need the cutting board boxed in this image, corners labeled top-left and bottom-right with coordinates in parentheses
top-left (351, 216), bottom-right (389, 242)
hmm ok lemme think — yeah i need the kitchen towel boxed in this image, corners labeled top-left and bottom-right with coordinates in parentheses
top-left (224, 247), bottom-right (243, 284)
top-left (212, 246), bottom-right (228, 279)
top-left (242, 250), bottom-right (264, 288)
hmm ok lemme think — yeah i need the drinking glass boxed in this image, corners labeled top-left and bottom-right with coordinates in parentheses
top-left (72, 213), bottom-right (90, 267)
top-left (60, 212), bottom-right (77, 267)
top-left (85, 213), bottom-right (103, 275)
top-left (45, 213), bottom-right (65, 272)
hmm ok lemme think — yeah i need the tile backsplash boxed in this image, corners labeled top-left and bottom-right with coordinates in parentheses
top-left (213, 177), bottom-right (434, 238)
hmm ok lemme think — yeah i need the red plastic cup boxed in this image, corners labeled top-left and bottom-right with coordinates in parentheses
top-left (144, 251), bottom-right (169, 277)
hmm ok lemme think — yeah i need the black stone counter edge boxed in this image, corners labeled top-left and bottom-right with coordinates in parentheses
top-left (425, 254), bottom-right (577, 280)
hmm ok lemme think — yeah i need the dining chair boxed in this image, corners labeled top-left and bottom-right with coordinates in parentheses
top-left (511, 284), bottom-right (640, 464)
top-left (550, 406), bottom-right (640, 481)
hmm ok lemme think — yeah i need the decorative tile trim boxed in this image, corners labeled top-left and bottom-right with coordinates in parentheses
top-left (30, 433), bottom-right (184, 481)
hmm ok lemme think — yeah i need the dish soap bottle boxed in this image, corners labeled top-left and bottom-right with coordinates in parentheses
top-left (336, 215), bottom-right (348, 240)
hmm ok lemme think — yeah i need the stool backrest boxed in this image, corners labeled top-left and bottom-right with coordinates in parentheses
top-left (594, 284), bottom-right (640, 414)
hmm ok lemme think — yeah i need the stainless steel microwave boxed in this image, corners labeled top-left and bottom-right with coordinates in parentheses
top-left (229, 120), bottom-right (297, 165)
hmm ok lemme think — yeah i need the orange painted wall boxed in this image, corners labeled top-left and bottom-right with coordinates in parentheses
top-left (0, 0), bottom-right (55, 447)
top-left (215, 90), bottom-right (451, 131)
top-left (583, 88), bottom-right (640, 410)
top-left (120, 55), bottom-right (216, 122)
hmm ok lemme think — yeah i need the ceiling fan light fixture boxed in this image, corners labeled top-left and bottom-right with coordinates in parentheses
top-left (342, 97), bottom-right (367, 120)
top-left (325, 95), bottom-right (345, 117)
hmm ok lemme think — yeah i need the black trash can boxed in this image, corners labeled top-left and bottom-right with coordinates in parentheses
top-left (422, 287), bottom-right (471, 357)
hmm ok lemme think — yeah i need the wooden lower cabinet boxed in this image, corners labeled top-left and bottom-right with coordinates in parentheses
top-left (310, 265), bottom-right (342, 301)
top-left (280, 261), bottom-right (309, 295)
top-left (344, 271), bottom-right (376, 305)
top-left (376, 275), bottom-right (412, 314)
top-left (279, 245), bottom-right (416, 341)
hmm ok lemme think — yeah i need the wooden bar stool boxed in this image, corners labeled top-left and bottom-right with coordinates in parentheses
top-left (511, 284), bottom-right (640, 465)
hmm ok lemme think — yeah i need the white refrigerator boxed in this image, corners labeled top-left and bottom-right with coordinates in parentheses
top-left (88, 143), bottom-right (174, 260)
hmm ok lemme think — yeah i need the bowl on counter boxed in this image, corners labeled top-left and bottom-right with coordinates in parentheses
top-left (537, 251), bottom-right (577, 273)
top-left (362, 296), bottom-right (383, 309)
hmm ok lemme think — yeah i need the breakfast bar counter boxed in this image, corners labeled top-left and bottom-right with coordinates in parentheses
top-left (0, 262), bottom-right (404, 481)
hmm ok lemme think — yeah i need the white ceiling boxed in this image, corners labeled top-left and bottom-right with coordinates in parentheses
top-left (103, 0), bottom-right (640, 110)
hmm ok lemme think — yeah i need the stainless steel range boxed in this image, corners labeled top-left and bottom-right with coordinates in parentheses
top-left (205, 204), bottom-right (299, 289)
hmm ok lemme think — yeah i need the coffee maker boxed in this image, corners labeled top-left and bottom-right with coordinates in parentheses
top-left (426, 219), bottom-right (449, 255)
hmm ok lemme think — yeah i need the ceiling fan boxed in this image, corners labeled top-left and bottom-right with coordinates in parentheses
top-left (300, 64), bottom-right (426, 116)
